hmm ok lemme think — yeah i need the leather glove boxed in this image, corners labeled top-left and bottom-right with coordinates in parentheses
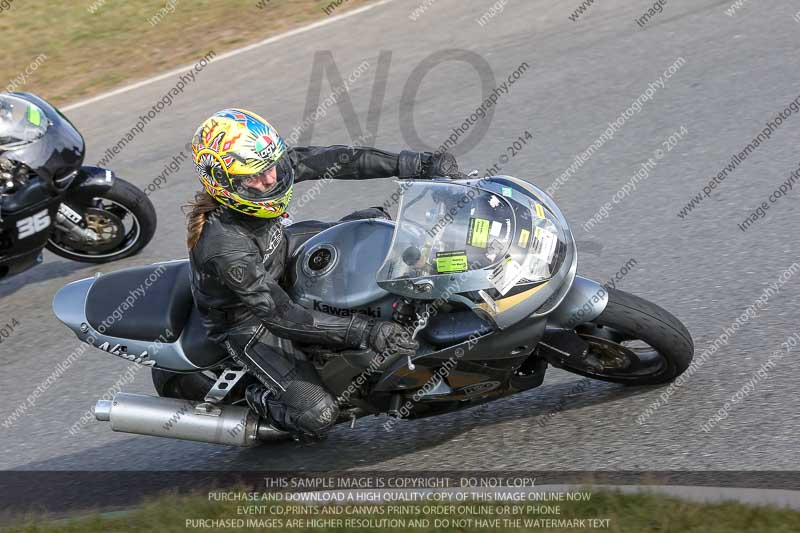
top-left (398, 150), bottom-right (459, 179)
top-left (366, 321), bottom-right (418, 357)
top-left (421, 152), bottom-right (459, 179)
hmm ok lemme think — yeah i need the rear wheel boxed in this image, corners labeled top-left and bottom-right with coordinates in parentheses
top-left (559, 288), bottom-right (693, 385)
top-left (46, 178), bottom-right (156, 263)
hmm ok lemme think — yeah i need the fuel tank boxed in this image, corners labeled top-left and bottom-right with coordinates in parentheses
top-left (286, 219), bottom-right (396, 320)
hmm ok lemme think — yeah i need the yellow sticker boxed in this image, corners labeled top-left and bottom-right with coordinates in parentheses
top-left (467, 217), bottom-right (491, 248)
top-left (518, 229), bottom-right (530, 247)
top-left (436, 251), bottom-right (468, 273)
top-left (533, 227), bottom-right (543, 252)
top-left (534, 203), bottom-right (545, 219)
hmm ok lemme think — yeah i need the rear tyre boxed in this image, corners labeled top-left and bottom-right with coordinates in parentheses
top-left (46, 178), bottom-right (156, 263)
top-left (560, 288), bottom-right (693, 385)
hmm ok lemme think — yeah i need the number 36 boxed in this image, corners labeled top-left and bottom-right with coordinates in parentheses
top-left (16, 210), bottom-right (51, 239)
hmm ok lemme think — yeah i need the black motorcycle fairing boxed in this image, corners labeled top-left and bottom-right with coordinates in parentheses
top-left (418, 311), bottom-right (494, 346)
top-left (0, 173), bottom-right (60, 216)
top-left (0, 248), bottom-right (42, 278)
top-left (371, 314), bottom-right (546, 395)
top-left (0, 177), bottom-right (62, 278)
top-left (2, 93), bottom-right (85, 189)
top-left (0, 167), bottom-right (120, 279)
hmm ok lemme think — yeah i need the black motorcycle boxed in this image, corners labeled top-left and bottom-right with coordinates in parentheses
top-left (0, 92), bottom-right (156, 280)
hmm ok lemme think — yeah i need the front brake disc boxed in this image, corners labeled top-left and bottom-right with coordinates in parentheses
top-left (63, 207), bottom-right (125, 253)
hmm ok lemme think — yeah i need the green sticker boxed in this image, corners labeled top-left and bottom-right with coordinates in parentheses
top-left (436, 251), bottom-right (468, 273)
top-left (26, 105), bottom-right (41, 126)
top-left (467, 217), bottom-right (490, 248)
top-left (501, 186), bottom-right (513, 197)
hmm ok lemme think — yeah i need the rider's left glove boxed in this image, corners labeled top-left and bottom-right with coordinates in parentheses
top-left (398, 151), bottom-right (459, 179)
top-left (421, 152), bottom-right (459, 179)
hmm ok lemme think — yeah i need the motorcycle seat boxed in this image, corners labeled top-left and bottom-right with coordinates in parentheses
top-left (84, 260), bottom-right (228, 368)
top-left (85, 261), bottom-right (192, 343)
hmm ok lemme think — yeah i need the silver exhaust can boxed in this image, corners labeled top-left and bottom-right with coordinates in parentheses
top-left (94, 392), bottom-right (287, 447)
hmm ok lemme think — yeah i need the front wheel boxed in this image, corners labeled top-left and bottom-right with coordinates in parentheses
top-left (46, 178), bottom-right (156, 263)
top-left (559, 288), bottom-right (694, 385)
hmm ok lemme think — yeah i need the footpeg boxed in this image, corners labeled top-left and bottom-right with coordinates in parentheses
top-left (204, 368), bottom-right (246, 404)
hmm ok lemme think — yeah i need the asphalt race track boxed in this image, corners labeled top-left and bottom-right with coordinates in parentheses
top-left (1, 0), bottom-right (799, 485)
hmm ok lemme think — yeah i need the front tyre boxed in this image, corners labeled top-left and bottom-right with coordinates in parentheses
top-left (561, 288), bottom-right (694, 385)
top-left (46, 178), bottom-right (156, 263)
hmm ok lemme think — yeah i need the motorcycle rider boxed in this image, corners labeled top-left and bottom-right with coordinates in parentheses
top-left (187, 108), bottom-right (459, 439)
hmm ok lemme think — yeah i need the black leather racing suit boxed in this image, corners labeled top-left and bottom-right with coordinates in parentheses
top-left (189, 145), bottom-right (431, 437)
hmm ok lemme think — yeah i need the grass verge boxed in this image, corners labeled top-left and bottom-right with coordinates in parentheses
top-left (0, 0), bottom-right (374, 106)
top-left (5, 488), bottom-right (800, 532)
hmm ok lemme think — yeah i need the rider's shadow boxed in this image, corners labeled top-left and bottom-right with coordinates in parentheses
top-left (236, 375), bottom-right (655, 470)
top-left (0, 260), bottom-right (90, 299)
top-left (8, 377), bottom-right (658, 515)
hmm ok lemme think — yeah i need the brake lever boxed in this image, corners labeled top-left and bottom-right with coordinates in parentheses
top-left (411, 305), bottom-right (431, 341)
top-left (407, 305), bottom-right (433, 371)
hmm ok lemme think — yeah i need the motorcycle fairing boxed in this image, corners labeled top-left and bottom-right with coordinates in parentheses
top-left (0, 95), bottom-right (48, 149)
top-left (1, 93), bottom-right (85, 187)
top-left (371, 314), bottom-right (547, 394)
top-left (0, 177), bottom-right (61, 278)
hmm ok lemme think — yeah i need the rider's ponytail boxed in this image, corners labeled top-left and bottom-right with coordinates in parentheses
top-left (185, 191), bottom-right (219, 250)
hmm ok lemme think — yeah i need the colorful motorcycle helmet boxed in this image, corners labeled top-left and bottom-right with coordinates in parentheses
top-left (191, 108), bottom-right (293, 218)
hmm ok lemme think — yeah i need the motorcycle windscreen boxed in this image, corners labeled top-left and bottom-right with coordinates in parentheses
top-left (377, 181), bottom-right (519, 282)
top-left (0, 94), bottom-right (48, 150)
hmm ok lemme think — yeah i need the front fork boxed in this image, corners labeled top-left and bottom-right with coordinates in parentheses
top-left (54, 166), bottom-right (118, 242)
top-left (538, 276), bottom-right (610, 368)
top-left (54, 203), bottom-right (98, 242)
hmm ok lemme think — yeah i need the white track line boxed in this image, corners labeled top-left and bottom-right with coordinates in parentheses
top-left (61, 0), bottom-right (394, 112)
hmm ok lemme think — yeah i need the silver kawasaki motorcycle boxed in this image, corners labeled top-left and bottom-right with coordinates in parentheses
top-left (53, 176), bottom-right (694, 446)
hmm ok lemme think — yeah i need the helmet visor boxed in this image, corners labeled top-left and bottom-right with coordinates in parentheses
top-left (231, 156), bottom-right (294, 202)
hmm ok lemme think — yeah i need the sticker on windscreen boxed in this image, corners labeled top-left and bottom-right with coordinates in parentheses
top-left (435, 251), bottom-right (468, 273)
top-left (486, 238), bottom-right (506, 262)
top-left (518, 229), bottom-right (531, 248)
top-left (488, 255), bottom-right (524, 296)
top-left (26, 105), bottom-right (41, 126)
top-left (532, 226), bottom-right (558, 263)
top-left (466, 217), bottom-right (490, 248)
